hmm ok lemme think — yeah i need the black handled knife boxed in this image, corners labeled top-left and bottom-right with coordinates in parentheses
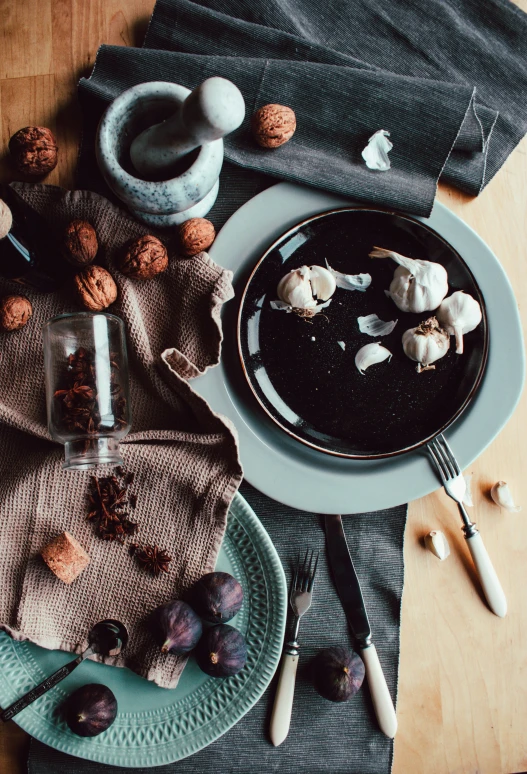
top-left (324, 514), bottom-right (397, 738)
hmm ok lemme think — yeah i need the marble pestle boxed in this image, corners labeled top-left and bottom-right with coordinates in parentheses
top-left (130, 77), bottom-right (245, 178)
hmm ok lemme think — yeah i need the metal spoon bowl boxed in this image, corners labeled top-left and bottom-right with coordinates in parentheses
top-left (0, 619), bottom-right (129, 723)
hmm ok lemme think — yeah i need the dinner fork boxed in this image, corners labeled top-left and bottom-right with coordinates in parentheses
top-left (428, 434), bottom-right (507, 617)
top-left (270, 549), bottom-right (319, 747)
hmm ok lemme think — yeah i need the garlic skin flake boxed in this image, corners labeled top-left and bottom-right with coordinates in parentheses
top-left (369, 247), bottom-right (448, 314)
top-left (358, 313), bottom-right (397, 337)
top-left (402, 316), bottom-right (450, 373)
top-left (355, 342), bottom-right (392, 375)
top-left (437, 291), bottom-right (482, 354)
top-left (325, 259), bottom-right (371, 292)
top-left (362, 129), bottom-right (393, 171)
top-left (272, 265), bottom-right (336, 317)
top-left (424, 530), bottom-right (450, 561)
top-left (490, 481), bottom-right (521, 512)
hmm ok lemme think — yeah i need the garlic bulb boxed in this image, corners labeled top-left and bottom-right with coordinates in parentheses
top-left (369, 247), bottom-right (448, 313)
top-left (424, 530), bottom-right (450, 561)
top-left (402, 317), bottom-right (450, 373)
top-left (490, 481), bottom-right (521, 512)
top-left (355, 342), bottom-right (392, 375)
top-left (436, 291), bottom-right (482, 354)
top-left (361, 130), bottom-right (393, 171)
top-left (272, 265), bottom-right (336, 317)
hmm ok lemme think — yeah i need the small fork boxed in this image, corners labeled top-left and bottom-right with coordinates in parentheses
top-left (428, 434), bottom-right (507, 617)
top-left (270, 549), bottom-right (319, 747)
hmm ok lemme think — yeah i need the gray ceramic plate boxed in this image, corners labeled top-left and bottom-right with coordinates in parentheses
top-left (195, 182), bottom-right (524, 513)
top-left (0, 493), bottom-right (287, 768)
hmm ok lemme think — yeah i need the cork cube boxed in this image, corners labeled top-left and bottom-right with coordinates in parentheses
top-left (40, 532), bottom-right (90, 584)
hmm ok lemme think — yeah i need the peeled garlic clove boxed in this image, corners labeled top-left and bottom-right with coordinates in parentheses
top-left (436, 291), bottom-right (482, 354)
top-left (402, 317), bottom-right (449, 373)
top-left (463, 474), bottom-right (474, 507)
top-left (490, 481), bottom-right (521, 512)
top-left (357, 313), bottom-right (397, 337)
top-left (309, 265), bottom-right (337, 301)
top-left (424, 530), bottom-right (450, 561)
top-left (325, 259), bottom-right (372, 292)
top-left (370, 247), bottom-right (448, 314)
top-left (355, 342), bottom-right (392, 375)
top-left (361, 129), bottom-right (393, 171)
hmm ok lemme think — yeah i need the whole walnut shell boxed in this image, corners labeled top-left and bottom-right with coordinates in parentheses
top-left (178, 218), bottom-right (216, 257)
top-left (118, 235), bottom-right (168, 280)
top-left (9, 126), bottom-right (58, 177)
top-left (62, 220), bottom-right (98, 267)
top-left (251, 104), bottom-right (296, 148)
top-left (0, 295), bottom-right (32, 332)
top-left (74, 265), bottom-right (117, 311)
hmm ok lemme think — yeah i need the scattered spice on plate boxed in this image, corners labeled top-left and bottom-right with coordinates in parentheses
top-left (87, 471), bottom-right (137, 542)
top-left (130, 543), bottom-right (172, 576)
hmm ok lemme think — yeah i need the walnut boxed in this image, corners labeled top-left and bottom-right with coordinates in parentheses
top-left (74, 265), bottom-right (117, 311)
top-left (178, 218), bottom-right (216, 257)
top-left (0, 295), bottom-right (32, 332)
top-left (9, 126), bottom-right (58, 177)
top-left (62, 219), bottom-right (98, 267)
top-left (251, 104), bottom-right (296, 148)
top-left (118, 235), bottom-right (168, 279)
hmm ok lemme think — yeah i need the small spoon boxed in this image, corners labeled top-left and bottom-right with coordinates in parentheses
top-left (0, 619), bottom-right (128, 722)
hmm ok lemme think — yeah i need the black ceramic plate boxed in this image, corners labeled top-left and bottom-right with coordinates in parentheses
top-left (238, 208), bottom-right (488, 459)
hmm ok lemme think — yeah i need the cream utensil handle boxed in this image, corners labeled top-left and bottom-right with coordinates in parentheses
top-left (361, 643), bottom-right (398, 738)
top-left (465, 531), bottom-right (507, 617)
top-left (270, 651), bottom-right (299, 747)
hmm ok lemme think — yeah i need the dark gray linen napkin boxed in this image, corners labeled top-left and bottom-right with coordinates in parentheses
top-left (75, 0), bottom-right (527, 218)
top-left (28, 482), bottom-right (407, 774)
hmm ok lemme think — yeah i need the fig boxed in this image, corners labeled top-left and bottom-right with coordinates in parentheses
top-left (64, 683), bottom-right (117, 737)
top-left (189, 571), bottom-right (244, 624)
top-left (151, 599), bottom-right (202, 655)
top-left (313, 647), bottom-right (365, 702)
top-left (195, 624), bottom-right (247, 677)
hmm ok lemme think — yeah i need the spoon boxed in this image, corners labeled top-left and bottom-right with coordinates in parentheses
top-left (0, 619), bottom-right (128, 722)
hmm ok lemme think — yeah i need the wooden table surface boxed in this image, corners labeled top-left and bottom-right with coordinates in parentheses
top-left (1, 2), bottom-right (527, 772)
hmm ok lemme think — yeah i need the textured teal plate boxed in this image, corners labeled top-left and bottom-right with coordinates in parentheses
top-left (0, 493), bottom-right (287, 768)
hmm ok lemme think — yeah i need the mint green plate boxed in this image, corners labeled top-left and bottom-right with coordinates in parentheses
top-left (0, 493), bottom-right (287, 768)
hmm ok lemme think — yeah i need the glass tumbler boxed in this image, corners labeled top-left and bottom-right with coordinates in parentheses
top-left (43, 312), bottom-right (132, 470)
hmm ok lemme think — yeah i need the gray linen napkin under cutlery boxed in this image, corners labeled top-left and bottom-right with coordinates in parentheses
top-left (29, 0), bottom-right (527, 771)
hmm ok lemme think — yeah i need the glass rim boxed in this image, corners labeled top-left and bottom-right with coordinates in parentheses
top-left (43, 311), bottom-right (125, 330)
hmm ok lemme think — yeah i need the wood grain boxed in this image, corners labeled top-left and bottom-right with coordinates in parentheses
top-left (1, 2), bottom-right (527, 772)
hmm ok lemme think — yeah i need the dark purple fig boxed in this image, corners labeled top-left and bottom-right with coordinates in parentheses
top-left (313, 647), bottom-right (365, 702)
top-left (151, 599), bottom-right (203, 655)
top-left (64, 683), bottom-right (117, 737)
top-left (195, 624), bottom-right (247, 677)
top-left (189, 572), bottom-right (244, 624)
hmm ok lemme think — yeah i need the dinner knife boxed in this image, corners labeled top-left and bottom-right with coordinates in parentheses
top-left (324, 514), bottom-right (397, 738)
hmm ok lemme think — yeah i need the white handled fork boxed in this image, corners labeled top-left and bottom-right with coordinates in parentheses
top-left (428, 434), bottom-right (506, 617)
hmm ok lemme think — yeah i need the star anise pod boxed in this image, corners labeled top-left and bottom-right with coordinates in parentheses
top-left (134, 545), bottom-right (172, 576)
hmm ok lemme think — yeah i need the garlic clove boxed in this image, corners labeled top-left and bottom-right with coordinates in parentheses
top-left (361, 129), bottom-right (393, 171)
top-left (309, 265), bottom-right (337, 301)
top-left (424, 530), bottom-right (450, 561)
top-left (337, 341), bottom-right (346, 350)
top-left (436, 291), bottom-right (482, 355)
top-left (354, 342), bottom-right (392, 375)
top-left (490, 481), bottom-right (521, 512)
top-left (325, 259), bottom-right (372, 292)
top-left (357, 313), bottom-right (397, 337)
top-left (402, 316), bottom-right (449, 373)
top-left (463, 474), bottom-right (474, 507)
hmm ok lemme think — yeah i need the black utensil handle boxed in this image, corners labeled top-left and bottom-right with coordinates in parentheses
top-left (1, 655), bottom-right (82, 722)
